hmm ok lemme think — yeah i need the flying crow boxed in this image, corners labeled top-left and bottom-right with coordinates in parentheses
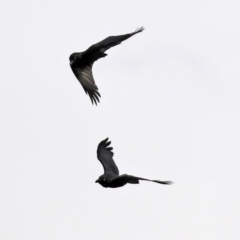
top-left (95, 138), bottom-right (173, 188)
top-left (69, 27), bottom-right (144, 105)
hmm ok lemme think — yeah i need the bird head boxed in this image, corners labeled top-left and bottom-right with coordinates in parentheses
top-left (95, 175), bottom-right (108, 187)
top-left (69, 52), bottom-right (81, 66)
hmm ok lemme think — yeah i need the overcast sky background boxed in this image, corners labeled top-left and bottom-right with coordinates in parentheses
top-left (0, 1), bottom-right (240, 239)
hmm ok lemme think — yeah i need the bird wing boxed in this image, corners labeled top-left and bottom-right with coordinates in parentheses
top-left (97, 138), bottom-right (119, 176)
top-left (85, 27), bottom-right (144, 54)
top-left (112, 174), bottom-right (173, 185)
top-left (71, 63), bottom-right (101, 105)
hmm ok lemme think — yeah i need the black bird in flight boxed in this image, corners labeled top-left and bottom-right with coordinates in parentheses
top-left (69, 27), bottom-right (144, 105)
top-left (95, 138), bottom-right (173, 188)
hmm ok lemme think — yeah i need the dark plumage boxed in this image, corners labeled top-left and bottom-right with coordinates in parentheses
top-left (95, 138), bottom-right (173, 188)
top-left (69, 27), bottom-right (144, 105)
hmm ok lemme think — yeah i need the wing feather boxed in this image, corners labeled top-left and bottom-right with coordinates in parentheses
top-left (112, 174), bottom-right (173, 185)
top-left (97, 138), bottom-right (119, 176)
top-left (85, 27), bottom-right (145, 54)
top-left (71, 64), bottom-right (101, 105)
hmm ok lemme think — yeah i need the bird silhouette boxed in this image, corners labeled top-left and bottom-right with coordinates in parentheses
top-left (69, 27), bottom-right (144, 105)
top-left (95, 138), bottom-right (173, 188)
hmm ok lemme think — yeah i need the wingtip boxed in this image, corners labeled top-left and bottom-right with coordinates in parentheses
top-left (89, 94), bottom-right (100, 106)
top-left (84, 87), bottom-right (101, 106)
top-left (160, 181), bottom-right (173, 185)
top-left (100, 138), bottom-right (109, 144)
top-left (134, 26), bottom-right (145, 34)
top-left (99, 138), bottom-right (113, 148)
top-left (98, 138), bottom-right (114, 156)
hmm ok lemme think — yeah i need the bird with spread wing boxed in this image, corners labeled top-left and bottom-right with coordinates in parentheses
top-left (95, 138), bottom-right (173, 188)
top-left (69, 27), bottom-right (144, 105)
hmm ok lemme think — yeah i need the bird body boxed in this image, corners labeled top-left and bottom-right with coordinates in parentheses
top-left (69, 27), bottom-right (144, 105)
top-left (95, 138), bottom-right (173, 188)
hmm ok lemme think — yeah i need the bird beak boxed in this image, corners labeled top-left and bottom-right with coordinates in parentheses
top-left (95, 180), bottom-right (99, 183)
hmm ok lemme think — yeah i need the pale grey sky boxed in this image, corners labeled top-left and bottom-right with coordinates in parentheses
top-left (0, 1), bottom-right (240, 239)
